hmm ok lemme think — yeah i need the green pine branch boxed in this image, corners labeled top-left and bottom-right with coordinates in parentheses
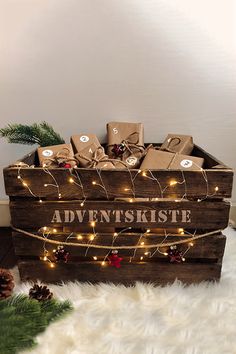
top-left (0, 122), bottom-right (65, 147)
top-left (0, 294), bottom-right (73, 354)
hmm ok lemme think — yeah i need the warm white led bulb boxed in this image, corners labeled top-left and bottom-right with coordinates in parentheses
top-left (169, 180), bottom-right (177, 186)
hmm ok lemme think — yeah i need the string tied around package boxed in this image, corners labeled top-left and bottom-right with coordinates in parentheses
top-left (42, 147), bottom-right (77, 168)
top-left (76, 146), bottom-right (128, 168)
top-left (121, 132), bottom-right (145, 155)
top-left (159, 136), bottom-right (182, 153)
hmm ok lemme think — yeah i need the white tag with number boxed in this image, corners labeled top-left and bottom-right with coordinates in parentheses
top-left (180, 159), bottom-right (193, 168)
top-left (42, 149), bottom-right (53, 157)
top-left (80, 135), bottom-right (89, 143)
top-left (113, 128), bottom-right (118, 135)
top-left (126, 156), bottom-right (138, 166)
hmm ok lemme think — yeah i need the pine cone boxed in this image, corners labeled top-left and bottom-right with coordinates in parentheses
top-left (0, 268), bottom-right (14, 300)
top-left (29, 284), bottom-right (53, 301)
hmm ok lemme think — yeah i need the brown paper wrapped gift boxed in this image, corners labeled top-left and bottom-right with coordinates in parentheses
top-left (160, 134), bottom-right (194, 155)
top-left (71, 134), bottom-right (101, 154)
top-left (140, 148), bottom-right (204, 171)
top-left (107, 122), bottom-right (145, 168)
top-left (38, 144), bottom-right (77, 168)
top-left (75, 144), bottom-right (125, 169)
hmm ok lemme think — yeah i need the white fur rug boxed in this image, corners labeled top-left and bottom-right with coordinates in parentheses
top-left (13, 227), bottom-right (236, 354)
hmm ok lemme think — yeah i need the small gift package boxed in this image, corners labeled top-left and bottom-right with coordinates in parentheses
top-left (140, 148), bottom-right (204, 171)
top-left (160, 134), bottom-right (194, 155)
top-left (37, 144), bottom-right (77, 168)
top-left (71, 134), bottom-right (101, 154)
top-left (75, 144), bottom-right (124, 169)
top-left (107, 122), bottom-right (145, 168)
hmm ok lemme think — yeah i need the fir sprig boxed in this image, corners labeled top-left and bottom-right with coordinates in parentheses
top-left (0, 122), bottom-right (65, 147)
top-left (0, 294), bottom-right (72, 354)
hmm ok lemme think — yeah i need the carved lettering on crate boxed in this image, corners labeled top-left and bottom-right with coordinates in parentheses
top-left (51, 209), bottom-right (192, 224)
top-left (10, 200), bottom-right (230, 229)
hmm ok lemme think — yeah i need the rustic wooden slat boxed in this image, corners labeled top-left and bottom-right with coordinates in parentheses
top-left (3, 168), bottom-right (233, 200)
top-left (12, 232), bottom-right (226, 260)
top-left (4, 145), bottom-right (233, 199)
top-left (17, 259), bottom-right (222, 284)
top-left (4, 167), bottom-right (233, 199)
top-left (10, 200), bottom-right (230, 229)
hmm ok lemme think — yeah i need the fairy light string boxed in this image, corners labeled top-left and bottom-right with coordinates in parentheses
top-left (43, 167), bottom-right (62, 199)
top-left (70, 169), bottom-right (87, 206)
top-left (12, 155), bottom-right (221, 268)
top-left (11, 225), bottom-right (222, 249)
top-left (102, 226), bottom-right (132, 266)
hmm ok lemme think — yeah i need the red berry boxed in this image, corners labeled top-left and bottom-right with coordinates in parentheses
top-left (59, 162), bottom-right (72, 168)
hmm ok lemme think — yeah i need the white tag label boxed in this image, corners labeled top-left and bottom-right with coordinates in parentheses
top-left (180, 159), bottom-right (193, 168)
top-left (126, 156), bottom-right (137, 166)
top-left (80, 135), bottom-right (89, 143)
top-left (89, 148), bottom-right (93, 153)
top-left (113, 128), bottom-right (118, 135)
top-left (42, 149), bottom-right (53, 157)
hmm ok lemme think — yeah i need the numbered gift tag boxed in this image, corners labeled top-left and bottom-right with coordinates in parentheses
top-left (180, 159), bottom-right (193, 168)
top-left (42, 149), bottom-right (53, 157)
top-left (80, 135), bottom-right (90, 143)
top-left (126, 156), bottom-right (138, 166)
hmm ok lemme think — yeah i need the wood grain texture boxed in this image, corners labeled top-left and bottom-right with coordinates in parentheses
top-left (3, 146), bottom-right (233, 199)
top-left (17, 259), bottom-right (222, 285)
top-left (12, 232), bottom-right (226, 260)
top-left (10, 199), bottom-right (230, 229)
top-left (4, 167), bottom-right (233, 199)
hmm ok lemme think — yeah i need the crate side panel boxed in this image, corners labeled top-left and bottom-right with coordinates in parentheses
top-left (12, 232), bottom-right (226, 260)
top-left (17, 260), bottom-right (222, 284)
top-left (10, 200), bottom-right (230, 230)
top-left (4, 167), bottom-right (233, 199)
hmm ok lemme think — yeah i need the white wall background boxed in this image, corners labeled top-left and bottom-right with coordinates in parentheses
top-left (0, 0), bottom-right (236, 200)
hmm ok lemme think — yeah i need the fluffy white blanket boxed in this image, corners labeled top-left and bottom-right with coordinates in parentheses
top-left (14, 227), bottom-right (236, 354)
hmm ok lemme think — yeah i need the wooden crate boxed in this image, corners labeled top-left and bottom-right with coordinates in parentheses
top-left (3, 144), bottom-right (233, 284)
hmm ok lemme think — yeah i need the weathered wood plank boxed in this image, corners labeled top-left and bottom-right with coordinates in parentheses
top-left (10, 200), bottom-right (230, 229)
top-left (17, 259), bottom-right (222, 284)
top-left (3, 168), bottom-right (233, 199)
top-left (4, 144), bottom-right (233, 199)
top-left (12, 232), bottom-right (226, 260)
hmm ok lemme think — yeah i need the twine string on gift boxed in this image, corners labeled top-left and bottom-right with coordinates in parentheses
top-left (121, 132), bottom-right (145, 155)
top-left (11, 225), bottom-right (222, 250)
top-left (108, 131), bottom-right (145, 158)
top-left (76, 146), bottom-right (127, 168)
top-left (159, 137), bottom-right (181, 153)
top-left (42, 147), bottom-right (77, 167)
